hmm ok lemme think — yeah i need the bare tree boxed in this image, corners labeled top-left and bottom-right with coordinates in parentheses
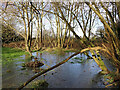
top-left (86, 2), bottom-right (120, 74)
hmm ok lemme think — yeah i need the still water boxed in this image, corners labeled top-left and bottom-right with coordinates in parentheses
top-left (2, 51), bottom-right (109, 88)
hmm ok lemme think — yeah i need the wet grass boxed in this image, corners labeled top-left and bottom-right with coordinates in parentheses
top-left (2, 47), bottom-right (27, 59)
top-left (2, 47), bottom-right (29, 65)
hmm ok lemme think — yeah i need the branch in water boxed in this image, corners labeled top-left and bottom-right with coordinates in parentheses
top-left (17, 46), bottom-right (109, 89)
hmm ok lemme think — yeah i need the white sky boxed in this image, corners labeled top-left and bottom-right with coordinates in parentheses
top-left (31, 15), bottom-right (103, 38)
top-left (41, 15), bottom-right (103, 38)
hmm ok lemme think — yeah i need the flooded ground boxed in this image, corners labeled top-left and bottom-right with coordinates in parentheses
top-left (2, 51), bottom-right (113, 88)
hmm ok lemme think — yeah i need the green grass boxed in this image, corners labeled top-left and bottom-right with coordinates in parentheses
top-left (2, 47), bottom-right (29, 65)
top-left (2, 47), bottom-right (28, 59)
top-left (64, 50), bottom-right (74, 53)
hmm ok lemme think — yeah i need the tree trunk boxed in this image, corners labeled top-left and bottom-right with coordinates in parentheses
top-left (30, 3), bottom-right (33, 49)
top-left (25, 38), bottom-right (32, 56)
top-left (37, 14), bottom-right (40, 50)
top-left (40, 1), bottom-right (43, 47)
top-left (58, 17), bottom-right (61, 48)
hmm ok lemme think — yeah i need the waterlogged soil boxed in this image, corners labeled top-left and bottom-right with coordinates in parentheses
top-left (2, 51), bottom-right (111, 88)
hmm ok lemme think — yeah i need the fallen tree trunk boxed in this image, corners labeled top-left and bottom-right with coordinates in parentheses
top-left (17, 46), bottom-right (110, 89)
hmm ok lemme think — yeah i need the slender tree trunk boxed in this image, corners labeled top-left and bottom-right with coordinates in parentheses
top-left (23, 2), bottom-right (32, 56)
top-left (25, 38), bottom-right (32, 56)
top-left (55, 12), bottom-right (61, 48)
top-left (40, 1), bottom-right (43, 47)
top-left (58, 17), bottom-right (61, 48)
top-left (37, 14), bottom-right (40, 50)
top-left (88, 9), bottom-right (92, 39)
top-left (30, 3), bottom-right (33, 49)
top-left (61, 22), bottom-right (64, 48)
top-left (67, 29), bottom-right (70, 49)
top-left (40, 16), bottom-right (42, 47)
top-left (55, 3), bottom-right (81, 40)
top-left (63, 24), bottom-right (67, 48)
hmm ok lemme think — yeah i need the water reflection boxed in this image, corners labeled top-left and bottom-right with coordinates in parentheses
top-left (2, 51), bottom-right (106, 88)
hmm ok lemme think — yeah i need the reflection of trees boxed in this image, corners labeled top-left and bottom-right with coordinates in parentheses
top-left (40, 53), bottom-right (42, 61)
top-left (24, 54), bottom-right (32, 62)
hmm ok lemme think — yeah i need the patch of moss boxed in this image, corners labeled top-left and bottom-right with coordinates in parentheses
top-left (30, 80), bottom-right (49, 88)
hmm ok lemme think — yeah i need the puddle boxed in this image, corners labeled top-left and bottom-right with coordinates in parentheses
top-left (2, 51), bottom-right (112, 88)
